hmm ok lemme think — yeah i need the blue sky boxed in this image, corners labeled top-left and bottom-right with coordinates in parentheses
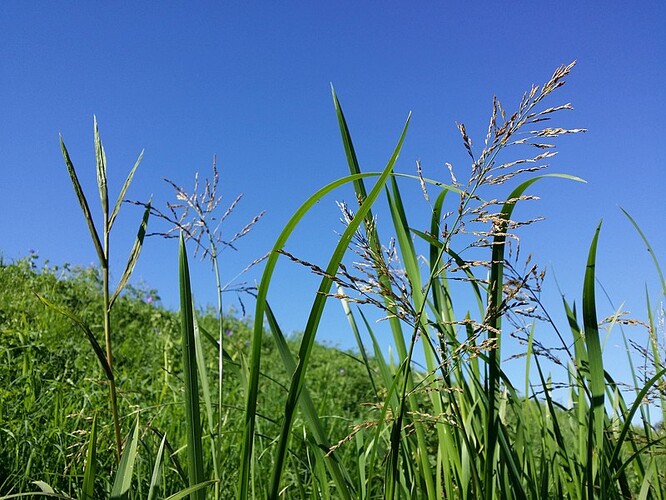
top-left (1, 3), bottom-right (664, 376)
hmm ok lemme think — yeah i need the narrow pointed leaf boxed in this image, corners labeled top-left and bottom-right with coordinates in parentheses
top-left (110, 418), bottom-right (140, 500)
top-left (163, 481), bottom-right (216, 500)
top-left (178, 234), bottom-right (205, 500)
top-left (147, 435), bottom-right (167, 500)
top-left (583, 222), bottom-right (605, 450)
top-left (59, 136), bottom-right (105, 264)
top-left (34, 293), bottom-right (112, 381)
top-left (110, 200), bottom-right (151, 307)
top-left (238, 170), bottom-right (384, 500)
top-left (82, 416), bottom-right (98, 500)
top-left (109, 150), bottom-right (144, 230)
top-left (94, 116), bottom-right (109, 224)
top-left (268, 113), bottom-right (411, 498)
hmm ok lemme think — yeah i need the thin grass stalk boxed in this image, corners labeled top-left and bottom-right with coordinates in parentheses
top-left (58, 120), bottom-right (148, 461)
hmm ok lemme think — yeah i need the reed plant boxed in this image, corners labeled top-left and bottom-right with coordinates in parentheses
top-left (43, 118), bottom-right (151, 460)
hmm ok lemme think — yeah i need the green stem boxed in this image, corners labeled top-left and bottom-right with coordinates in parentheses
top-left (103, 232), bottom-right (122, 461)
top-left (212, 251), bottom-right (223, 500)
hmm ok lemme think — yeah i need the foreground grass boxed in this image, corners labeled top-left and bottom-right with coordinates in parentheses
top-left (1, 63), bottom-right (665, 498)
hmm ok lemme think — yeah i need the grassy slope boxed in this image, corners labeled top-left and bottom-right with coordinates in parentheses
top-left (0, 256), bottom-right (375, 497)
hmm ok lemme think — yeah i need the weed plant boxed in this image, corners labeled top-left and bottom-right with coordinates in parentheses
top-left (1, 63), bottom-right (665, 498)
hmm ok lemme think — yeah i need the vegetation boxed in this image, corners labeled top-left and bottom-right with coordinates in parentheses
top-left (1, 62), bottom-right (665, 498)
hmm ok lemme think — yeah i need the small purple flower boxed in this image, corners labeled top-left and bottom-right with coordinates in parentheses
top-left (145, 295), bottom-right (154, 304)
top-left (225, 329), bottom-right (233, 337)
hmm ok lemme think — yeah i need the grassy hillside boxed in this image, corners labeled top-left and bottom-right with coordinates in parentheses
top-left (0, 256), bottom-right (375, 497)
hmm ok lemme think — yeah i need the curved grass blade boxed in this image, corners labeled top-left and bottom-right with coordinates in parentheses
top-left (238, 171), bottom-right (385, 500)
top-left (163, 481), bottom-right (217, 500)
top-left (265, 303), bottom-right (354, 498)
top-left (178, 234), bottom-right (205, 500)
top-left (33, 293), bottom-right (112, 381)
top-left (610, 366), bottom-right (666, 471)
top-left (267, 114), bottom-right (411, 499)
top-left (110, 418), bottom-right (140, 500)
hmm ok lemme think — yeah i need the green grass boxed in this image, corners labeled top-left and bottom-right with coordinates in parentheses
top-left (1, 62), bottom-right (665, 498)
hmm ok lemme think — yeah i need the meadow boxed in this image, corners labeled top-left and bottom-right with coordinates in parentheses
top-left (1, 63), bottom-right (665, 499)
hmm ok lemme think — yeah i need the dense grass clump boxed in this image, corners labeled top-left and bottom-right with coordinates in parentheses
top-left (1, 63), bottom-right (665, 499)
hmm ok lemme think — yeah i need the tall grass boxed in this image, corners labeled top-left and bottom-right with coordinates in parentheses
top-left (45, 118), bottom-right (150, 460)
top-left (1, 63), bottom-right (665, 498)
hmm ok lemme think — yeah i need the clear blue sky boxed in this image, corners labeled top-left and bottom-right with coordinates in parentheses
top-left (1, 3), bottom-right (664, 377)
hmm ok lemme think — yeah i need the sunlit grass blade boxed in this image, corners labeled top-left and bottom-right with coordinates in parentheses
top-left (109, 150), bottom-right (144, 230)
top-left (178, 233), bottom-right (205, 500)
top-left (110, 200), bottom-right (151, 307)
top-left (82, 416), bottom-right (98, 500)
top-left (93, 116), bottom-right (109, 223)
top-left (239, 171), bottom-right (388, 500)
top-left (147, 434), bottom-right (167, 500)
top-left (264, 302), bottom-right (354, 498)
top-left (267, 114), bottom-right (411, 499)
top-left (331, 85), bottom-right (368, 201)
top-left (59, 135), bottom-right (105, 264)
top-left (582, 221), bottom-right (605, 482)
top-left (110, 418), bottom-right (140, 500)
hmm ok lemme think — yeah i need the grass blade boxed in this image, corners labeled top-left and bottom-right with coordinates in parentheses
top-left (109, 150), bottom-right (144, 230)
top-left (110, 418), bottom-right (140, 500)
top-left (93, 116), bottom-right (109, 225)
top-left (147, 435), bottom-right (167, 500)
top-left (163, 481), bottom-right (217, 500)
top-left (178, 233), bottom-right (205, 500)
top-left (582, 222), bottom-right (605, 456)
top-left (82, 416), bottom-right (98, 500)
top-left (267, 113), bottom-right (411, 498)
top-left (238, 171), bottom-right (387, 500)
top-left (59, 135), bottom-right (105, 264)
top-left (265, 303), bottom-right (354, 499)
top-left (110, 200), bottom-right (151, 307)
top-left (33, 293), bottom-right (112, 381)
